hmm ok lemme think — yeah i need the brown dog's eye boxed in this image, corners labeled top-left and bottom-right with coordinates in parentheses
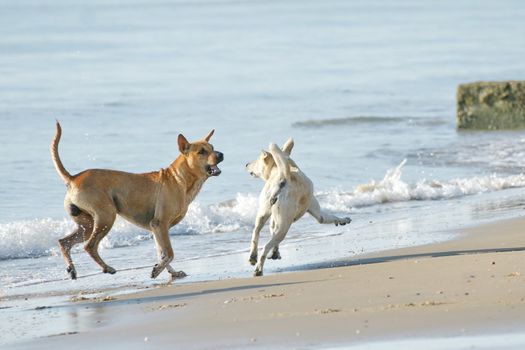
top-left (198, 149), bottom-right (208, 156)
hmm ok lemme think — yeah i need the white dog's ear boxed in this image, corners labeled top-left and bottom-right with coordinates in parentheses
top-left (262, 150), bottom-right (270, 159)
top-left (282, 138), bottom-right (294, 155)
top-left (203, 129), bottom-right (215, 142)
top-left (178, 134), bottom-right (190, 154)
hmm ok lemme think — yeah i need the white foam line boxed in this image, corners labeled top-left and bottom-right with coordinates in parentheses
top-left (330, 332), bottom-right (525, 350)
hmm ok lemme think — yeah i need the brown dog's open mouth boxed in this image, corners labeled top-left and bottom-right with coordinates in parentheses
top-left (206, 164), bottom-right (221, 176)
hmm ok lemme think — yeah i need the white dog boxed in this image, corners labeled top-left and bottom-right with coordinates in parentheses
top-left (246, 139), bottom-right (351, 276)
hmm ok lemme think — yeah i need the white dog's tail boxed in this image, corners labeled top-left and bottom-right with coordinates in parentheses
top-left (269, 143), bottom-right (291, 181)
top-left (268, 143), bottom-right (291, 206)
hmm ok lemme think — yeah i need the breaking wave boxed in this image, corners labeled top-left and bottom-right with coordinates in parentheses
top-left (317, 159), bottom-right (525, 211)
top-left (292, 116), bottom-right (449, 128)
top-left (0, 193), bottom-right (258, 261)
top-left (2, 161), bottom-right (525, 260)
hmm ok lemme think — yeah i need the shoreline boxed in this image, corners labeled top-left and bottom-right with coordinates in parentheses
top-left (7, 214), bottom-right (525, 349)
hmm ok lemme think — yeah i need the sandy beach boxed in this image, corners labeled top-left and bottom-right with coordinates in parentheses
top-left (7, 215), bottom-right (525, 349)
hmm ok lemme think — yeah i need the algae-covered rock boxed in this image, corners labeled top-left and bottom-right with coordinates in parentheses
top-left (457, 81), bottom-right (525, 130)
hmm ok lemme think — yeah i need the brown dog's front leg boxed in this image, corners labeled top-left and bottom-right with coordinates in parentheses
top-left (150, 219), bottom-right (174, 279)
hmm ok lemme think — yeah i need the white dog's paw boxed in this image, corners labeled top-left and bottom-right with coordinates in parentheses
top-left (253, 269), bottom-right (263, 277)
top-left (269, 248), bottom-right (281, 260)
top-left (249, 252), bottom-right (258, 266)
top-left (335, 217), bottom-right (352, 226)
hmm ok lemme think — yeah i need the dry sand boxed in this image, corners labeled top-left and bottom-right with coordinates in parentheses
top-left (12, 216), bottom-right (525, 349)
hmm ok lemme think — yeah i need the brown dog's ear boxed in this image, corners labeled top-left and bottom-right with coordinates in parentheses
top-left (203, 129), bottom-right (215, 142)
top-left (178, 134), bottom-right (190, 154)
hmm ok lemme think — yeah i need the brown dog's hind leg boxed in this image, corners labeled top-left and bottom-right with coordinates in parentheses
top-left (166, 264), bottom-right (187, 280)
top-left (59, 211), bottom-right (94, 280)
top-left (59, 227), bottom-right (84, 280)
top-left (84, 211), bottom-right (117, 274)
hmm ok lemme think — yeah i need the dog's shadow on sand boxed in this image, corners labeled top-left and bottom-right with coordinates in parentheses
top-left (282, 246), bottom-right (525, 272)
top-left (69, 280), bottom-right (312, 310)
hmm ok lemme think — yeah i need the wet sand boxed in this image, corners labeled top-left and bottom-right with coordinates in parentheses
top-left (9, 215), bottom-right (525, 349)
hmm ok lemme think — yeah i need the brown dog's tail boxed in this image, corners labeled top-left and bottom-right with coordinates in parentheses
top-left (51, 121), bottom-right (73, 184)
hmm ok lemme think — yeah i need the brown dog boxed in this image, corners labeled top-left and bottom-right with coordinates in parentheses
top-left (51, 122), bottom-right (223, 280)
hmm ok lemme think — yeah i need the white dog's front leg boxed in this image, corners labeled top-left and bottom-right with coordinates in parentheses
top-left (250, 212), bottom-right (270, 265)
top-left (308, 197), bottom-right (351, 226)
top-left (254, 224), bottom-right (288, 277)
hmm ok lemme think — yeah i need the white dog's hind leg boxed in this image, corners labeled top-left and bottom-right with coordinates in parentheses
top-left (308, 197), bottom-right (351, 226)
top-left (268, 238), bottom-right (281, 260)
top-left (268, 219), bottom-right (281, 260)
top-left (269, 245), bottom-right (281, 260)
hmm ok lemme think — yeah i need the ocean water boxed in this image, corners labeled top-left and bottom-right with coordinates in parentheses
top-left (1, 0), bottom-right (525, 344)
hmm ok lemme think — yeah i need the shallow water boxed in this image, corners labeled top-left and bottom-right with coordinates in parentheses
top-left (334, 332), bottom-right (525, 350)
top-left (1, 0), bottom-right (525, 345)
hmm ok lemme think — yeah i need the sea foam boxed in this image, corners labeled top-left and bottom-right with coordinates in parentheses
top-left (2, 161), bottom-right (524, 260)
top-left (0, 193), bottom-right (258, 261)
top-left (317, 159), bottom-right (525, 212)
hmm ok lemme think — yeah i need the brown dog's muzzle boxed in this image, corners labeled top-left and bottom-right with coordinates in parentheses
top-left (206, 151), bottom-right (224, 176)
top-left (216, 151), bottom-right (224, 163)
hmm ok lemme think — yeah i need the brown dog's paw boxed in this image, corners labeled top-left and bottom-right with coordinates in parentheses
top-left (151, 264), bottom-right (163, 279)
top-left (103, 266), bottom-right (116, 275)
top-left (170, 270), bottom-right (187, 279)
top-left (67, 265), bottom-right (77, 280)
